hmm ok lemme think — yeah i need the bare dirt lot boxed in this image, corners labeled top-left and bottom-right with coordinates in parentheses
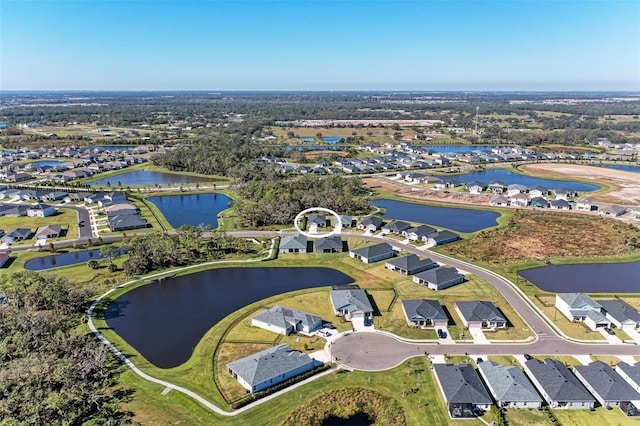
top-left (522, 163), bottom-right (640, 206)
top-left (363, 176), bottom-right (492, 205)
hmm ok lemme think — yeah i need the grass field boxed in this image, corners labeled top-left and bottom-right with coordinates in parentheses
top-left (0, 207), bottom-right (79, 244)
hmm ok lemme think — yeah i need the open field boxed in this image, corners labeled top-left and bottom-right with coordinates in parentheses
top-left (0, 207), bottom-right (79, 243)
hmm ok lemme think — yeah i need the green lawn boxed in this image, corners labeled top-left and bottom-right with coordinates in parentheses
top-left (1, 207), bottom-right (79, 244)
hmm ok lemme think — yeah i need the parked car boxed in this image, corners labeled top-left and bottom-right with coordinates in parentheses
top-left (604, 327), bottom-right (615, 335)
top-left (437, 329), bottom-right (447, 339)
top-left (524, 353), bottom-right (533, 360)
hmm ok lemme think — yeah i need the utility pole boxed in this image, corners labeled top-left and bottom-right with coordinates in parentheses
top-left (474, 106), bottom-right (479, 138)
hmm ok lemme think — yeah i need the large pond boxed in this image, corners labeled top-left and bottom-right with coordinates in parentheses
top-left (372, 199), bottom-right (499, 233)
top-left (301, 136), bottom-right (344, 143)
top-left (518, 261), bottom-right (640, 293)
top-left (322, 413), bottom-right (372, 426)
top-left (148, 193), bottom-right (231, 228)
top-left (598, 164), bottom-right (640, 173)
top-left (105, 267), bottom-right (354, 368)
top-left (89, 170), bottom-right (216, 187)
top-left (452, 169), bottom-right (598, 192)
top-left (32, 160), bottom-right (65, 168)
top-left (24, 248), bottom-right (123, 271)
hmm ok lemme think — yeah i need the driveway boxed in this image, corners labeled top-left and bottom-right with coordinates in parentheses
top-left (469, 327), bottom-right (490, 344)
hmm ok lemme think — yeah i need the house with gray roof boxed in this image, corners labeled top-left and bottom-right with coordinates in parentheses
top-left (357, 216), bottom-right (384, 232)
top-left (573, 361), bottom-right (640, 409)
top-left (489, 194), bottom-right (509, 207)
top-left (251, 305), bottom-right (322, 335)
top-left (340, 215), bottom-right (354, 228)
top-left (507, 184), bottom-right (527, 196)
top-left (488, 180), bottom-right (505, 194)
top-left (523, 358), bottom-right (595, 409)
top-left (600, 299), bottom-right (640, 331)
top-left (466, 181), bottom-right (486, 195)
top-left (227, 344), bottom-right (321, 393)
top-left (477, 361), bottom-right (542, 409)
top-left (307, 214), bottom-right (327, 228)
top-left (413, 267), bottom-right (464, 291)
top-left (616, 362), bottom-right (640, 393)
top-left (401, 299), bottom-right (448, 328)
top-left (529, 196), bottom-right (548, 208)
top-left (279, 233), bottom-right (307, 254)
top-left (1, 228), bottom-right (32, 244)
top-left (329, 289), bottom-right (373, 320)
top-left (315, 235), bottom-right (343, 253)
top-left (454, 301), bottom-right (506, 329)
top-left (555, 293), bottom-right (603, 325)
top-left (401, 225), bottom-right (436, 241)
top-left (381, 220), bottom-right (412, 235)
top-left (600, 204), bottom-right (627, 217)
top-left (427, 230), bottom-right (459, 246)
top-left (550, 199), bottom-right (571, 210)
top-left (433, 363), bottom-right (492, 418)
top-left (35, 224), bottom-right (61, 240)
top-left (385, 254), bottom-right (436, 276)
top-left (26, 203), bottom-right (55, 218)
top-left (349, 242), bottom-right (395, 264)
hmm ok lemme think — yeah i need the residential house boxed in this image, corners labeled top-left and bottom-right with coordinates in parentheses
top-left (402, 224), bottom-right (437, 241)
top-left (401, 299), bottom-right (448, 328)
top-left (108, 212), bottom-right (148, 231)
top-left (357, 216), bottom-right (383, 232)
top-left (529, 197), bottom-right (548, 208)
top-left (509, 193), bottom-right (529, 207)
top-left (427, 230), bottom-right (459, 246)
top-left (349, 242), bottom-right (395, 264)
top-left (381, 220), bottom-right (412, 234)
top-left (315, 235), bottom-right (343, 253)
top-left (307, 214), bottom-right (327, 228)
top-left (35, 224), bottom-right (61, 239)
top-left (488, 181), bottom-right (505, 194)
top-left (413, 267), bottom-right (464, 291)
top-left (573, 361), bottom-right (640, 409)
top-left (523, 358), bottom-right (595, 409)
top-left (434, 178), bottom-right (461, 189)
top-left (251, 305), bottom-right (322, 335)
top-left (599, 299), bottom-right (640, 331)
top-left (466, 181), bottom-right (485, 195)
top-left (385, 254), bottom-right (436, 275)
top-left (616, 362), bottom-right (640, 393)
top-left (454, 301), bottom-right (507, 329)
top-left (554, 188), bottom-right (577, 200)
top-left (279, 233), bottom-right (308, 254)
top-left (575, 197), bottom-right (594, 211)
top-left (433, 363), bottom-right (493, 418)
top-left (340, 215), bottom-right (354, 228)
top-left (0, 252), bottom-right (9, 268)
top-left (477, 361), bottom-right (543, 409)
top-left (600, 205), bottom-right (627, 217)
top-left (329, 289), bottom-right (373, 320)
top-left (506, 184), bottom-right (527, 197)
top-left (489, 194), bottom-right (509, 207)
top-left (528, 186), bottom-right (549, 198)
top-left (26, 203), bottom-right (55, 218)
top-left (41, 191), bottom-right (68, 202)
top-left (555, 293), bottom-right (602, 323)
top-left (0, 204), bottom-right (29, 217)
top-left (1, 228), bottom-right (32, 244)
top-left (227, 344), bottom-right (320, 393)
top-left (549, 199), bottom-right (571, 210)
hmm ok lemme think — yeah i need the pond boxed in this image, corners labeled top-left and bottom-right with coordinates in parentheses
top-left (372, 199), bottom-right (499, 233)
top-left (24, 248), bottom-right (123, 271)
top-left (105, 267), bottom-right (354, 368)
top-left (598, 164), bottom-right (640, 173)
top-left (518, 261), bottom-right (640, 293)
top-left (148, 193), bottom-right (231, 228)
top-left (453, 169), bottom-right (598, 192)
top-left (285, 145), bottom-right (348, 151)
top-left (90, 145), bottom-right (134, 151)
top-left (322, 413), bottom-right (372, 426)
top-left (32, 160), bottom-right (64, 168)
top-left (88, 170), bottom-right (217, 187)
top-left (301, 137), bottom-right (344, 143)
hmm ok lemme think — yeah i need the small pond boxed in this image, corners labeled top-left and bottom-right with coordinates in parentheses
top-left (89, 170), bottom-right (216, 187)
top-left (24, 248), bottom-right (123, 271)
top-left (90, 145), bottom-right (134, 151)
top-left (285, 145), bottom-right (348, 151)
top-left (598, 164), bottom-right (640, 173)
top-left (301, 137), bottom-right (344, 143)
top-left (518, 261), bottom-right (640, 293)
top-left (105, 267), bottom-right (354, 368)
top-left (32, 160), bottom-right (64, 168)
top-left (148, 193), bottom-right (231, 228)
top-left (452, 169), bottom-right (598, 192)
top-left (322, 413), bottom-right (372, 426)
top-left (372, 199), bottom-right (499, 233)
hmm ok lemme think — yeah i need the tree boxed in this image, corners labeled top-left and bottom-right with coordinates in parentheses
top-left (87, 260), bottom-right (99, 269)
top-left (99, 245), bottom-right (120, 267)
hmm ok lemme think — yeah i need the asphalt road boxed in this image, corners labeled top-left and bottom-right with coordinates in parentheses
top-left (60, 205), bottom-right (92, 239)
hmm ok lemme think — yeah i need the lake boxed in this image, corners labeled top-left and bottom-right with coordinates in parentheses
top-left (518, 261), bottom-right (640, 293)
top-left (285, 145), bottom-right (347, 151)
top-left (90, 145), bottom-right (134, 151)
top-left (372, 199), bottom-right (499, 233)
top-left (301, 137), bottom-right (344, 143)
top-left (32, 160), bottom-right (65, 168)
top-left (598, 164), bottom-right (640, 173)
top-left (148, 193), bottom-right (231, 228)
top-left (453, 169), bottom-right (598, 192)
top-left (105, 267), bottom-right (354, 368)
top-left (89, 170), bottom-right (216, 186)
top-left (24, 248), bottom-right (123, 271)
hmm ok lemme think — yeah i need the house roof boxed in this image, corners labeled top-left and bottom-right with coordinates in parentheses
top-left (574, 361), bottom-right (640, 402)
top-left (414, 266), bottom-right (462, 285)
top-left (488, 180), bottom-right (504, 187)
top-left (585, 309), bottom-right (609, 324)
top-left (315, 235), bottom-right (342, 251)
top-left (550, 199), bottom-right (571, 208)
top-left (601, 205), bottom-right (627, 215)
top-left (507, 184), bottom-right (527, 191)
top-left (35, 224), bottom-right (61, 236)
top-left (330, 289), bottom-right (373, 314)
top-left (524, 358), bottom-right (595, 403)
top-left (433, 363), bottom-right (492, 405)
top-left (556, 293), bottom-right (601, 310)
top-left (386, 254), bottom-right (434, 271)
top-left (382, 220), bottom-right (412, 232)
top-left (478, 361), bottom-right (542, 403)
top-left (429, 230), bottom-right (459, 243)
top-left (307, 214), bottom-right (326, 225)
top-left (350, 242), bottom-right (394, 259)
top-left (455, 301), bottom-right (505, 323)
top-left (466, 181), bottom-right (485, 189)
top-left (359, 216), bottom-right (383, 228)
top-left (616, 362), bottom-right (640, 386)
top-left (227, 344), bottom-right (316, 387)
top-left (599, 299), bottom-right (640, 324)
top-left (401, 299), bottom-right (447, 322)
top-left (490, 194), bottom-right (509, 204)
top-left (252, 305), bottom-right (322, 332)
top-left (7, 228), bottom-right (32, 238)
top-left (280, 233), bottom-right (307, 251)
top-left (405, 224), bottom-right (437, 238)
top-left (529, 185), bottom-right (548, 192)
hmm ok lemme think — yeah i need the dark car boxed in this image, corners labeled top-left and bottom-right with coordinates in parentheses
top-left (524, 353), bottom-right (533, 360)
top-left (437, 329), bottom-right (447, 339)
top-left (604, 327), bottom-right (615, 335)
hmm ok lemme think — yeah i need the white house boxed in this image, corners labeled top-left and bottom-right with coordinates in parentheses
top-left (251, 305), bottom-right (322, 335)
top-left (26, 203), bottom-right (55, 218)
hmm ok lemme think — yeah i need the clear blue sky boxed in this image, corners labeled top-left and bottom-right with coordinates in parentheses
top-left (1, 0), bottom-right (639, 91)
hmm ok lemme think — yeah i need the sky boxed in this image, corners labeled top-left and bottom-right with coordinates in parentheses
top-left (1, 0), bottom-right (639, 91)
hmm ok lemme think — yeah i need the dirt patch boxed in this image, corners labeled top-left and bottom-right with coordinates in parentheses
top-left (522, 163), bottom-right (640, 205)
top-left (363, 176), bottom-right (492, 205)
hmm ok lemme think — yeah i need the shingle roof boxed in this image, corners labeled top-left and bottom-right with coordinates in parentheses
top-left (386, 254), bottom-right (435, 271)
top-left (383, 220), bottom-right (412, 232)
top-left (359, 216), bottom-right (383, 228)
top-left (616, 362), bottom-right (640, 386)
top-left (315, 235), bottom-right (342, 251)
top-left (478, 361), bottom-right (542, 404)
top-left (455, 301), bottom-right (505, 323)
top-left (434, 364), bottom-right (492, 405)
top-left (350, 242), bottom-right (394, 258)
top-left (574, 361), bottom-right (640, 402)
top-left (227, 344), bottom-right (316, 387)
top-left (35, 224), bottom-right (61, 237)
top-left (252, 305), bottom-right (322, 332)
top-left (429, 230), bottom-right (458, 243)
top-left (599, 299), bottom-right (640, 324)
top-left (414, 266), bottom-right (462, 285)
top-left (280, 233), bottom-right (307, 251)
top-left (330, 289), bottom-right (373, 314)
top-left (401, 299), bottom-right (447, 322)
top-left (307, 214), bottom-right (326, 226)
top-left (405, 224), bottom-right (436, 238)
top-left (557, 293), bottom-right (601, 310)
top-left (525, 358), bottom-right (595, 403)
